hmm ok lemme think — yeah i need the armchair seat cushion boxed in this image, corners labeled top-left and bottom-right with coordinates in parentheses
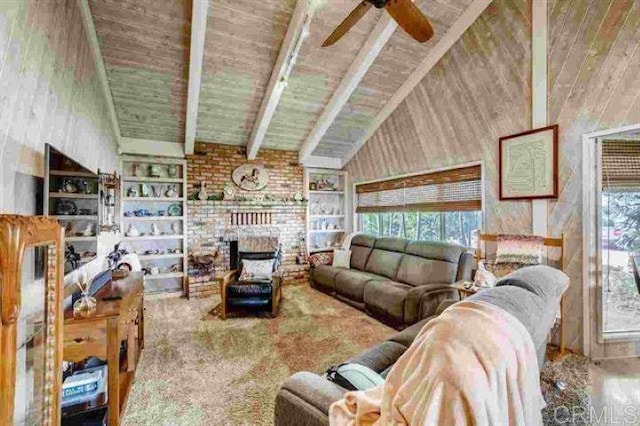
top-left (364, 280), bottom-right (411, 324)
top-left (227, 281), bottom-right (273, 297)
top-left (227, 297), bottom-right (271, 308)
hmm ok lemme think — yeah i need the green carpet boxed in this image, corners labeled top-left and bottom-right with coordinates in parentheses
top-left (122, 285), bottom-right (395, 425)
top-left (123, 285), bottom-right (591, 425)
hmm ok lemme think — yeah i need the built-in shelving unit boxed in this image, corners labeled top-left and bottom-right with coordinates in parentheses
top-left (120, 155), bottom-right (188, 296)
top-left (304, 168), bottom-right (349, 255)
top-left (44, 144), bottom-right (100, 275)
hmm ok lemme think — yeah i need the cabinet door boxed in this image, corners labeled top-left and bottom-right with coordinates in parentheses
top-left (1, 219), bottom-right (62, 426)
top-left (12, 246), bottom-right (49, 425)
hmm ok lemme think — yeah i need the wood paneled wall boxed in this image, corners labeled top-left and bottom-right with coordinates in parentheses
top-left (0, 0), bottom-right (119, 213)
top-left (548, 0), bottom-right (640, 357)
top-left (346, 0), bottom-right (640, 355)
top-left (347, 0), bottom-right (533, 233)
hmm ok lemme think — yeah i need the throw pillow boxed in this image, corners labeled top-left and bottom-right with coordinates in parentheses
top-left (332, 249), bottom-right (351, 269)
top-left (308, 252), bottom-right (333, 268)
top-left (495, 235), bottom-right (544, 265)
top-left (239, 259), bottom-right (274, 281)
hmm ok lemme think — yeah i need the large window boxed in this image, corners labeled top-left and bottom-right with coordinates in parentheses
top-left (360, 211), bottom-right (481, 247)
top-left (356, 165), bottom-right (483, 247)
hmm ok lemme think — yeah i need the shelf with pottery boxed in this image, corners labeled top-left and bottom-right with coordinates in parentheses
top-left (123, 176), bottom-right (184, 183)
top-left (120, 155), bottom-right (188, 296)
top-left (123, 197), bottom-right (184, 202)
top-left (49, 169), bottom-right (98, 178)
top-left (304, 168), bottom-right (350, 257)
top-left (52, 215), bottom-right (98, 220)
top-left (66, 236), bottom-right (98, 243)
top-left (122, 235), bottom-right (185, 241)
top-left (123, 216), bottom-right (184, 221)
top-left (49, 192), bottom-right (99, 199)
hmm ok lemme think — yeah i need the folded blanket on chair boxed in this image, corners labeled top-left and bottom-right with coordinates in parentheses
top-left (329, 300), bottom-right (545, 426)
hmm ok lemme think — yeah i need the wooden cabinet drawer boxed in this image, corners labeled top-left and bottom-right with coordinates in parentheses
top-left (64, 321), bottom-right (107, 361)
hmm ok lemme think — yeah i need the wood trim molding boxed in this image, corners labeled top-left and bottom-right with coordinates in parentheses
top-left (120, 137), bottom-right (186, 158)
top-left (341, 0), bottom-right (493, 166)
top-left (78, 0), bottom-right (121, 147)
top-left (185, 0), bottom-right (209, 155)
top-left (300, 155), bottom-right (343, 169)
top-left (531, 0), bottom-right (549, 235)
top-left (298, 14), bottom-right (397, 163)
top-left (246, 0), bottom-right (313, 160)
top-left (355, 165), bottom-right (481, 193)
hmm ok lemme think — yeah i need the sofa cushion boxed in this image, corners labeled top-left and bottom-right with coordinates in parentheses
top-left (364, 280), bottom-right (412, 324)
top-left (373, 237), bottom-right (410, 253)
top-left (335, 270), bottom-right (381, 302)
top-left (350, 234), bottom-right (376, 271)
top-left (311, 265), bottom-right (342, 293)
top-left (405, 240), bottom-right (465, 263)
top-left (388, 317), bottom-right (431, 347)
top-left (396, 255), bottom-right (458, 287)
top-left (347, 341), bottom-right (407, 374)
top-left (364, 249), bottom-right (404, 280)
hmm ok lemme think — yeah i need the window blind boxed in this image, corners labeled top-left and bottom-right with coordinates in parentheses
top-left (602, 140), bottom-right (640, 191)
top-left (356, 165), bottom-right (482, 213)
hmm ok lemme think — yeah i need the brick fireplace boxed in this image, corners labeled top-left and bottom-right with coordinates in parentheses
top-left (186, 143), bottom-right (309, 299)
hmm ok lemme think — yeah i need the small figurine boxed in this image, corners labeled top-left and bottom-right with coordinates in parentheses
top-left (149, 164), bottom-right (162, 177)
top-left (170, 223), bottom-right (179, 235)
top-left (197, 182), bottom-right (208, 201)
top-left (150, 223), bottom-right (162, 236)
top-left (82, 223), bottom-right (94, 237)
top-left (166, 185), bottom-right (178, 198)
top-left (167, 164), bottom-right (178, 178)
top-left (140, 184), bottom-right (151, 198)
top-left (126, 224), bottom-right (140, 237)
top-left (127, 186), bottom-right (138, 198)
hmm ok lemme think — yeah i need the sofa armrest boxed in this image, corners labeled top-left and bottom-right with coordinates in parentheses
top-left (404, 284), bottom-right (457, 324)
top-left (274, 372), bottom-right (347, 426)
top-left (416, 285), bottom-right (460, 321)
top-left (456, 251), bottom-right (474, 281)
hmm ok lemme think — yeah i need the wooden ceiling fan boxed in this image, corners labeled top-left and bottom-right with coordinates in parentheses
top-left (322, 0), bottom-right (434, 47)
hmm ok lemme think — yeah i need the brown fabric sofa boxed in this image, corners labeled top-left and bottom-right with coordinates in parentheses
top-left (310, 234), bottom-right (474, 327)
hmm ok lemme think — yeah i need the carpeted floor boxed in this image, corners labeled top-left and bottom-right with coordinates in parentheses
top-left (123, 284), bottom-right (592, 425)
top-left (122, 285), bottom-right (395, 425)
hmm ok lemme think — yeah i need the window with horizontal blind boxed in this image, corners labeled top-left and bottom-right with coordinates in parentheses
top-left (355, 165), bottom-right (482, 213)
top-left (602, 140), bottom-right (640, 191)
top-left (356, 165), bottom-right (483, 247)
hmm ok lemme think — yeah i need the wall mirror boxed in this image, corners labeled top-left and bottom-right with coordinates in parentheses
top-left (0, 215), bottom-right (64, 425)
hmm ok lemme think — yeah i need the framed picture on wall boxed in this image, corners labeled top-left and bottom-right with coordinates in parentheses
top-left (499, 125), bottom-right (559, 200)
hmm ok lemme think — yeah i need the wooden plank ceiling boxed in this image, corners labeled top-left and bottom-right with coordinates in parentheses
top-left (89, 0), bottom-right (479, 158)
top-left (88, 0), bottom-right (190, 144)
top-left (313, 0), bottom-right (473, 158)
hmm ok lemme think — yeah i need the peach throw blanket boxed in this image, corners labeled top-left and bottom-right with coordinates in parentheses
top-left (329, 301), bottom-right (545, 426)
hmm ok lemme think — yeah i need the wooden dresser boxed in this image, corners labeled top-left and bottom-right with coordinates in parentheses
top-left (63, 272), bottom-right (144, 425)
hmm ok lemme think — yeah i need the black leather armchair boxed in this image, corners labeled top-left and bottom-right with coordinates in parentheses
top-left (220, 249), bottom-right (283, 320)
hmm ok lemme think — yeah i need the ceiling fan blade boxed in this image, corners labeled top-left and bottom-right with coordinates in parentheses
top-left (322, 1), bottom-right (373, 47)
top-left (385, 0), bottom-right (434, 43)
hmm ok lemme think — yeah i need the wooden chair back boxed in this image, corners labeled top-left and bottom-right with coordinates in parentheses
top-left (475, 231), bottom-right (565, 272)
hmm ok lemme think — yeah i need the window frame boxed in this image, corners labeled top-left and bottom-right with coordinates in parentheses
top-left (352, 162), bottom-right (486, 247)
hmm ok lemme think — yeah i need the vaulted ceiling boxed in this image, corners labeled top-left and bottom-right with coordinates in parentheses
top-left (87, 0), bottom-right (486, 166)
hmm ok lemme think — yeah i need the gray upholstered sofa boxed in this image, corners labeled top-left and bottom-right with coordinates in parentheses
top-left (311, 234), bottom-right (474, 327)
top-left (275, 265), bottom-right (570, 426)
